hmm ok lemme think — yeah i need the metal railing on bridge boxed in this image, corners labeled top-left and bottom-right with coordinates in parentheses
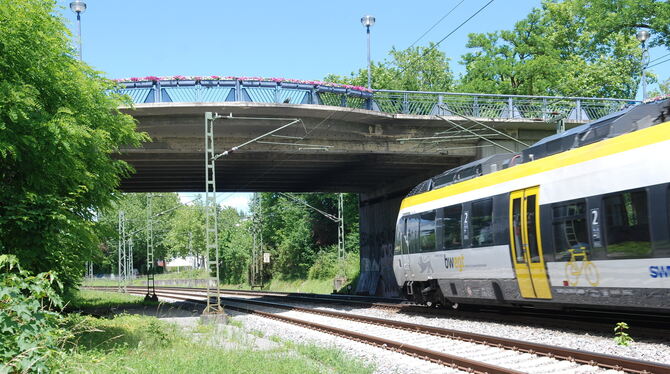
top-left (116, 77), bottom-right (636, 122)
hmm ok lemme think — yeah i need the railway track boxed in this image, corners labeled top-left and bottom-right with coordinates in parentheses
top-left (85, 286), bottom-right (670, 374)
top-left (87, 285), bottom-right (670, 334)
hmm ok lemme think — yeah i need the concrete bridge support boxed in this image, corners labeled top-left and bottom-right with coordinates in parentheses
top-left (356, 191), bottom-right (404, 296)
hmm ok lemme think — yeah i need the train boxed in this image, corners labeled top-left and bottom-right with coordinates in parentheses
top-left (393, 97), bottom-right (670, 312)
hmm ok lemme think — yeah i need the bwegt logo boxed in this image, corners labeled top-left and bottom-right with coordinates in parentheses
top-left (445, 255), bottom-right (465, 272)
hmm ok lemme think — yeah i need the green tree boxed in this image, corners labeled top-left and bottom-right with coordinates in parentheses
top-left (217, 207), bottom-right (251, 284)
top-left (97, 193), bottom-right (179, 275)
top-left (164, 203), bottom-right (205, 259)
top-left (648, 77), bottom-right (670, 97)
top-left (326, 43), bottom-right (454, 91)
top-left (459, 1), bottom-right (641, 98)
top-left (251, 193), bottom-right (359, 281)
top-left (573, 0), bottom-right (670, 48)
top-left (0, 0), bottom-right (147, 291)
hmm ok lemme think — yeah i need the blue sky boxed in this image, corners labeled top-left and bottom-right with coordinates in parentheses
top-left (58, 0), bottom-right (668, 89)
top-left (56, 0), bottom-right (668, 211)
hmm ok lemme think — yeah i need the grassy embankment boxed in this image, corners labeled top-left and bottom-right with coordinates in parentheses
top-left (62, 290), bottom-right (374, 373)
top-left (82, 272), bottom-right (337, 294)
top-left (83, 254), bottom-right (360, 295)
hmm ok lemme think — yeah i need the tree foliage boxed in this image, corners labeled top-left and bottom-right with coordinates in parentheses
top-left (325, 0), bottom-right (670, 99)
top-left (0, 255), bottom-right (66, 373)
top-left (97, 193), bottom-right (180, 274)
top-left (218, 207), bottom-right (251, 284)
top-left (252, 193), bottom-right (359, 280)
top-left (573, 0), bottom-right (670, 48)
top-left (649, 77), bottom-right (670, 97)
top-left (0, 0), bottom-right (147, 292)
top-left (164, 203), bottom-right (206, 259)
top-left (459, 1), bottom-right (642, 98)
top-left (326, 43), bottom-right (454, 91)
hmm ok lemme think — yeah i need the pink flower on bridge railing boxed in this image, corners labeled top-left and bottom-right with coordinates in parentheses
top-left (643, 94), bottom-right (670, 103)
top-left (113, 75), bottom-right (373, 92)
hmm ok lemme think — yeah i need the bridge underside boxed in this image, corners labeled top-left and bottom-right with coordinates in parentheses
top-left (121, 152), bottom-right (468, 193)
top-left (117, 103), bottom-right (503, 193)
top-left (118, 102), bottom-right (562, 296)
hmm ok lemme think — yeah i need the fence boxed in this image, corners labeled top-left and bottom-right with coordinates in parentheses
top-left (117, 80), bottom-right (636, 122)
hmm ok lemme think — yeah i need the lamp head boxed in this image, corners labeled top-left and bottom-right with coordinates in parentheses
top-left (636, 30), bottom-right (651, 43)
top-left (70, 0), bottom-right (86, 13)
top-left (361, 15), bottom-right (375, 27)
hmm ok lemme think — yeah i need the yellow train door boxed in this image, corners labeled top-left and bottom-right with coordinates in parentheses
top-left (509, 187), bottom-right (552, 299)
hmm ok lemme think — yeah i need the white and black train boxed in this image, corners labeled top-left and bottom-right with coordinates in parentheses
top-left (393, 98), bottom-right (670, 312)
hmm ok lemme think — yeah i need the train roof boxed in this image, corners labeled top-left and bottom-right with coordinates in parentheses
top-left (521, 98), bottom-right (669, 163)
top-left (405, 97), bottom-right (670, 199)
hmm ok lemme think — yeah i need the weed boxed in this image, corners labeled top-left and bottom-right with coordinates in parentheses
top-left (614, 322), bottom-right (634, 346)
top-left (249, 329), bottom-right (265, 338)
top-left (227, 318), bottom-right (244, 328)
top-left (192, 321), bottom-right (215, 334)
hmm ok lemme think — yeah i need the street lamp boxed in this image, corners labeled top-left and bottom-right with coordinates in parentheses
top-left (70, 0), bottom-right (87, 60)
top-left (361, 15), bottom-right (375, 90)
top-left (636, 29), bottom-right (651, 100)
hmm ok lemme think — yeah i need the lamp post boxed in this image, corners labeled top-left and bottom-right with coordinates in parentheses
top-left (361, 15), bottom-right (375, 90)
top-left (636, 30), bottom-right (651, 100)
top-left (70, 0), bottom-right (86, 60)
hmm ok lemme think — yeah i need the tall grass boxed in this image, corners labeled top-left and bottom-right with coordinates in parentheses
top-left (65, 289), bottom-right (158, 311)
top-left (63, 313), bottom-right (374, 374)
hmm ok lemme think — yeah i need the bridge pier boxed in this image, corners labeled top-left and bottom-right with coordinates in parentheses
top-left (356, 171), bottom-right (439, 297)
top-left (356, 191), bottom-right (403, 296)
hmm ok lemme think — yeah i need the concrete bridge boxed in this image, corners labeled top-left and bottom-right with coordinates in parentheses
top-left (117, 77), bottom-right (634, 296)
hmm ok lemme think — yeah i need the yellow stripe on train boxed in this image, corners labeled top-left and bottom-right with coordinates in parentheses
top-left (400, 120), bottom-right (670, 211)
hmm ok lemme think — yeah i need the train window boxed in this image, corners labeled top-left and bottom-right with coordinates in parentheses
top-left (603, 189), bottom-right (651, 258)
top-left (441, 205), bottom-right (462, 250)
top-left (419, 211), bottom-right (436, 252)
top-left (394, 218), bottom-right (406, 255)
top-left (552, 201), bottom-right (589, 261)
top-left (526, 194), bottom-right (541, 262)
top-left (471, 198), bottom-right (494, 247)
top-left (407, 216), bottom-right (420, 253)
top-left (511, 197), bottom-right (524, 263)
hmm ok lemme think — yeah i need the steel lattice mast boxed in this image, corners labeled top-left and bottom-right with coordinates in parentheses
top-left (128, 238), bottom-right (133, 282)
top-left (145, 194), bottom-right (158, 301)
top-left (337, 193), bottom-right (345, 277)
top-left (204, 112), bottom-right (223, 314)
top-left (117, 210), bottom-right (127, 292)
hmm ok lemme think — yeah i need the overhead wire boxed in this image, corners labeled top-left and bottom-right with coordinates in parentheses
top-left (206, 1), bottom-right (497, 200)
top-left (408, 0), bottom-right (466, 48)
top-left (648, 52), bottom-right (670, 64)
top-left (208, 103), bottom-right (361, 196)
top-left (430, 0), bottom-right (495, 52)
top-left (389, 0), bottom-right (496, 80)
top-left (385, 0), bottom-right (498, 154)
top-left (648, 57), bottom-right (670, 69)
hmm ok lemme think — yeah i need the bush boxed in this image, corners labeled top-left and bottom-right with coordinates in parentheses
top-left (0, 255), bottom-right (66, 373)
top-left (308, 247), bottom-right (360, 281)
top-left (308, 247), bottom-right (338, 280)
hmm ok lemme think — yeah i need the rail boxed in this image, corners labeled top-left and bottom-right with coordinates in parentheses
top-left (115, 77), bottom-right (637, 122)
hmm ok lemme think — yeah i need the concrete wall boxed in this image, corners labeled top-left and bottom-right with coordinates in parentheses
top-left (355, 172), bottom-right (427, 297)
top-left (356, 191), bottom-right (403, 296)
